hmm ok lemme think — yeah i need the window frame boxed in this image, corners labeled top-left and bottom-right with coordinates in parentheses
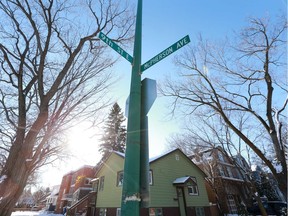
top-left (117, 170), bottom-right (153, 186)
top-left (195, 207), bottom-right (205, 216)
top-left (218, 152), bottom-right (225, 162)
top-left (226, 167), bottom-right (233, 178)
top-left (116, 208), bottom-right (121, 216)
top-left (187, 177), bottom-right (199, 196)
top-left (227, 194), bottom-right (238, 214)
top-left (117, 171), bottom-right (124, 187)
top-left (149, 170), bottom-right (153, 185)
top-left (99, 208), bottom-right (107, 216)
top-left (99, 176), bottom-right (105, 191)
top-left (92, 179), bottom-right (99, 192)
top-left (218, 165), bottom-right (225, 176)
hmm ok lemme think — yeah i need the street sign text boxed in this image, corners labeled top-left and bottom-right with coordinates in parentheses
top-left (141, 35), bottom-right (190, 72)
top-left (99, 32), bottom-right (133, 63)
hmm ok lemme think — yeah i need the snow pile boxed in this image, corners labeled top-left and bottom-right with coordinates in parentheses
top-left (12, 211), bottom-right (62, 216)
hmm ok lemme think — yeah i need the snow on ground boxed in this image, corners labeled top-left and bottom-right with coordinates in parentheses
top-left (11, 211), bottom-right (62, 216)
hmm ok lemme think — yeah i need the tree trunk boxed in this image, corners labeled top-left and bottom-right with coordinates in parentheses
top-left (0, 180), bottom-right (26, 216)
top-left (275, 171), bottom-right (287, 200)
top-left (0, 146), bottom-right (31, 216)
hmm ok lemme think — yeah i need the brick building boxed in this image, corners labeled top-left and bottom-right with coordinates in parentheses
top-left (190, 147), bottom-right (252, 215)
top-left (55, 165), bottom-right (95, 214)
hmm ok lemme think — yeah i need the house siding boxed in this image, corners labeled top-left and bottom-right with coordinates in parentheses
top-left (96, 154), bottom-right (124, 208)
top-left (150, 151), bottom-right (209, 207)
top-left (94, 149), bottom-right (210, 216)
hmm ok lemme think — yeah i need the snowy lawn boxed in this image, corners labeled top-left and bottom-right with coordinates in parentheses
top-left (11, 210), bottom-right (62, 216)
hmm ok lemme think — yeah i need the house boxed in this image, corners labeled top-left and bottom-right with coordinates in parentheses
top-left (45, 185), bottom-right (60, 211)
top-left (55, 165), bottom-right (95, 214)
top-left (91, 148), bottom-right (213, 216)
top-left (190, 147), bottom-right (252, 215)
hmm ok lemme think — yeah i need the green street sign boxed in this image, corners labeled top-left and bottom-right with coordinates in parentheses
top-left (99, 32), bottom-right (133, 63)
top-left (141, 35), bottom-right (190, 72)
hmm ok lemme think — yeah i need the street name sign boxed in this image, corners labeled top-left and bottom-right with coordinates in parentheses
top-left (141, 35), bottom-right (190, 72)
top-left (99, 32), bottom-right (133, 63)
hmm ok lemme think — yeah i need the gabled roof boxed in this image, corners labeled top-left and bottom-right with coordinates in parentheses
top-left (107, 148), bottom-right (178, 163)
top-left (150, 148), bottom-right (207, 177)
top-left (95, 148), bottom-right (207, 178)
top-left (173, 176), bottom-right (197, 185)
top-left (149, 148), bottom-right (177, 163)
top-left (114, 151), bottom-right (125, 158)
top-left (173, 176), bottom-right (190, 184)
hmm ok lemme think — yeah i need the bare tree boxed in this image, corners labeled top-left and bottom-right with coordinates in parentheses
top-left (32, 186), bottom-right (50, 207)
top-left (0, 0), bottom-right (134, 215)
top-left (167, 112), bottom-right (257, 158)
top-left (161, 16), bottom-right (287, 198)
top-left (168, 115), bottom-right (274, 215)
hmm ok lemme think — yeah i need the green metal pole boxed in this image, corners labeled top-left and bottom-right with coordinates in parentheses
top-left (140, 113), bottom-right (149, 208)
top-left (140, 78), bottom-right (156, 208)
top-left (121, 0), bottom-right (142, 215)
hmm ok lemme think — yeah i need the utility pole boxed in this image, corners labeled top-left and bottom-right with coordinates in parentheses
top-left (120, 0), bottom-right (143, 215)
top-left (99, 0), bottom-right (190, 215)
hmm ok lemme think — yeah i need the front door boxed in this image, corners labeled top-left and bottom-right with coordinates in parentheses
top-left (176, 186), bottom-right (187, 216)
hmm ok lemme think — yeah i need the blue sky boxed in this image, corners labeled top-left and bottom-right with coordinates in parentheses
top-left (111, 0), bottom-right (287, 156)
top-left (40, 0), bottom-right (287, 187)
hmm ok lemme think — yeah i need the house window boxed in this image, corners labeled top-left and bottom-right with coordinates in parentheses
top-left (195, 207), bottom-right (205, 216)
top-left (116, 208), bottom-right (121, 216)
top-left (92, 179), bottom-right (99, 191)
top-left (99, 176), bottom-right (105, 191)
top-left (175, 154), bottom-right (180, 161)
top-left (117, 171), bottom-right (124, 186)
top-left (226, 167), bottom-right (233, 178)
top-left (227, 194), bottom-right (238, 214)
top-left (218, 152), bottom-right (225, 162)
top-left (188, 185), bottom-right (198, 195)
top-left (149, 208), bottom-right (163, 216)
top-left (149, 170), bottom-right (153, 185)
top-left (235, 169), bottom-right (242, 179)
top-left (99, 208), bottom-right (107, 216)
top-left (187, 177), bottom-right (198, 195)
top-left (218, 166), bottom-right (225, 176)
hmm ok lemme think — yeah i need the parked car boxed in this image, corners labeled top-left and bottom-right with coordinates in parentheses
top-left (247, 201), bottom-right (287, 215)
